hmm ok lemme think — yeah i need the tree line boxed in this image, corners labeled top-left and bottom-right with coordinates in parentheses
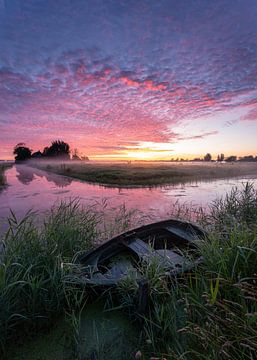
top-left (171, 153), bottom-right (257, 162)
top-left (13, 140), bottom-right (89, 162)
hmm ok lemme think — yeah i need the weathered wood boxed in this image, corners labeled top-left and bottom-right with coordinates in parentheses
top-left (74, 219), bottom-right (206, 286)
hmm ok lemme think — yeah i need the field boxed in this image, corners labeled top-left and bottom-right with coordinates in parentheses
top-left (30, 160), bottom-right (257, 187)
top-left (0, 183), bottom-right (257, 359)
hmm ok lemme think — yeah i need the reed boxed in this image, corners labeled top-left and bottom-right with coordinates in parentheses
top-left (0, 200), bottom-right (100, 355)
top-left (0, 199), bottom-right (144, 357)
top-left (117, 183), bottom-right (257, 359)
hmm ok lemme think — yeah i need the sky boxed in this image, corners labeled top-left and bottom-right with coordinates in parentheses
top-left (0, 0), bottom-right (257, 160)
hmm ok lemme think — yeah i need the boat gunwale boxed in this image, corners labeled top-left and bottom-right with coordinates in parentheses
top-left (77, 218), bottom-right (206, 265)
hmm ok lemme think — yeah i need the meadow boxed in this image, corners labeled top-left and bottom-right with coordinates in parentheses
top-left (0, 183), bottom-right (256, 359)
top-left (29, 160), bottom-right (257, 187)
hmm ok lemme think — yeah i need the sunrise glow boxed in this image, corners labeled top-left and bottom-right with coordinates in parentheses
top-left (0, 1), bottom-right (257, 160)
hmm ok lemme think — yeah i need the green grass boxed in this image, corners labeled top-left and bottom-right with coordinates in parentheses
top-left (30, 160), bottom-right (257, 187)
top-left (0, 200), bottom-right (99, 356)
top-left (0, 199), bottom-right (142, 358)
top-left (126, 226), bottom-right (257, 360)
top-left (116, 183), bottom-right (257, 359)
top-left (1, 183), bottom-right (257, 359)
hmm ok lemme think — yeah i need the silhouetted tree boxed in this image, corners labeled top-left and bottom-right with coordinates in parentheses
top-left (72, 148), bottom-right (81, 160)
top-left (204, 153), bottom-right (212, 161)
top-left (43, 147), bottom-right (50, 156)
top-left (81, 155), bottom-right (90, 161)
top-left (31, 151), bottom-right (43, 158)
top-left (217, 153), bottom-right (224, 162)
top-left (43, 140), bottom-right (70, 159)
top-left (240, 155), bottom-right (255, 162)
top-left (226, 155), bottom-right (237, 162)
top-left (13, 143), bottom-right (32, 162)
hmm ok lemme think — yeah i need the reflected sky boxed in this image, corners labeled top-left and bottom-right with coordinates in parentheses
top-left (15, 165), bottom-right (73, 187)
top-left (1, 165), bottom-right (257, 223)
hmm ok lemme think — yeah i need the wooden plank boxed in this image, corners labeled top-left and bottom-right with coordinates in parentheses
top-left (126, 238), bottom-right (152, 257)
top-left (165, 225), bottom-right (198, 242)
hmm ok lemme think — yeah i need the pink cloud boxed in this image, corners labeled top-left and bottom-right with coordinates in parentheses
top-left (1, 50), bottom-right (257, 159)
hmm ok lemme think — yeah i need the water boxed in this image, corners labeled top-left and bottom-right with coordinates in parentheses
top-left (1, 164), bottom-right (257, 222)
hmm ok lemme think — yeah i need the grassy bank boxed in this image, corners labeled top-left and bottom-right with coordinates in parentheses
top-left (0, 163), bottom-right (12, 187)
top-left (0, 200), bottom-right (141, 358)
top-left (117, 184), bottom-right (257, 359)
top-left (1, 184), bottom-right (257, 359)
top-left (30, 160), bottom-right (257, 187)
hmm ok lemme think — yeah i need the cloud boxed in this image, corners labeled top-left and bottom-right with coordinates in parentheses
top-left (240, 106), bottom-right (257, 122)
top-left (1, 1), bottom-right (257, 158)
top-left (176, 131), bottom-right (219, 141)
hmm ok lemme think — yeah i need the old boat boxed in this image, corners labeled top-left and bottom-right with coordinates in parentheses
top-left (72, 219), bottom-right (206, 286)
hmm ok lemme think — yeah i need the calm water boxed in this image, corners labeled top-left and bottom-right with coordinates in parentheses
top-left (1, 165), bottom-right (257, 223)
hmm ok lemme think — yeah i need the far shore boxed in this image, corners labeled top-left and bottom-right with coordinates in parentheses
top-left (25, 160), bottom-right (257, 187)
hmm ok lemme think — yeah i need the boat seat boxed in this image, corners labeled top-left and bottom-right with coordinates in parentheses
top-left (155, 249), bottom-right (185, 266)
top-left (165, 225), bottom-right (199, 243)
top-left (126, 238), bottom-right (153, 257)
top-left (126, 238), bottom-right (186, 268)
top-left (81, 256), bottom-right (140, 285)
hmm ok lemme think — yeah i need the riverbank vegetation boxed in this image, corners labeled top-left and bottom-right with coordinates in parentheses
top-left (31, 160), bottom-right (257, 187)
top-left (0, 163), bottom-right (12, 187)
top-left (0, 184), bottom-right (256, 359)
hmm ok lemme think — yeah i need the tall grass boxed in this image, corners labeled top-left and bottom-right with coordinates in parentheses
top-left (0, 199), bottom-right (143, 357)
top-left (116, 183), bottom-right (257, 359)
top-left (207, 182), bottom-right (257, 229)
top-left (0, 200), bottom-right (100, 355)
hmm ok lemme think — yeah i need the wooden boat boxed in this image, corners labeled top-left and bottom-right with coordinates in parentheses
top-left (72, 219), bottom-right (206, 286)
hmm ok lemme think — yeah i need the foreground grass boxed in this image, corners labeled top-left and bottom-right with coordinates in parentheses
top-left (116, 184), bottom-right (257, 359)
top-left (30, 160), bottom-right (257, 187)
top-left (0, 201), bottom-right (99, 355)
top-left (117, 227), bottom-right (257, 359)
top-left (1, 184), bottom-right (257, 359)
top-left (0, 200), bottom-right (142, 358)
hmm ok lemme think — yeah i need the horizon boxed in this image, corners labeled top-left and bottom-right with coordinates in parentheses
top-left (1, 1), bottom-right (257, 160)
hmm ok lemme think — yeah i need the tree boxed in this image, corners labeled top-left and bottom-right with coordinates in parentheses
top-left (31, 151), bottom-right (43, 158)
top-left (43, 147), bottom-right (50, 156)
top-left (240, 155), bottom-right (254, 162)
top-left (72, 148), bottom-right (81, 160)
top-left (204, 153), bottom-right (212, 162)
top-left (13, 143), bottom-right (32, 162)
top-left (43, 140), bottom-right (70, 159)
top-left (226, 155), bottom-right (237, 162)
top-left (217, 153), bottom-right (224, 162)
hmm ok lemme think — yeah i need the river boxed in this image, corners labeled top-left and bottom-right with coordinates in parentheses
top-left (1, 164), bottom-right (257, 223)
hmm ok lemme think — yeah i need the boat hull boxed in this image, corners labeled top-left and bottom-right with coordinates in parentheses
top-left (71, 219), bottom-right (206, 286)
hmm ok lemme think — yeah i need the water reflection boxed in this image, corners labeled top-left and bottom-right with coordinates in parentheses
top-left (16, 165), bottom-right (73, 188)
top-left (1, 164), bottom-right (257, 223)
top-left (16, 166), bottom-right (35, 185)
